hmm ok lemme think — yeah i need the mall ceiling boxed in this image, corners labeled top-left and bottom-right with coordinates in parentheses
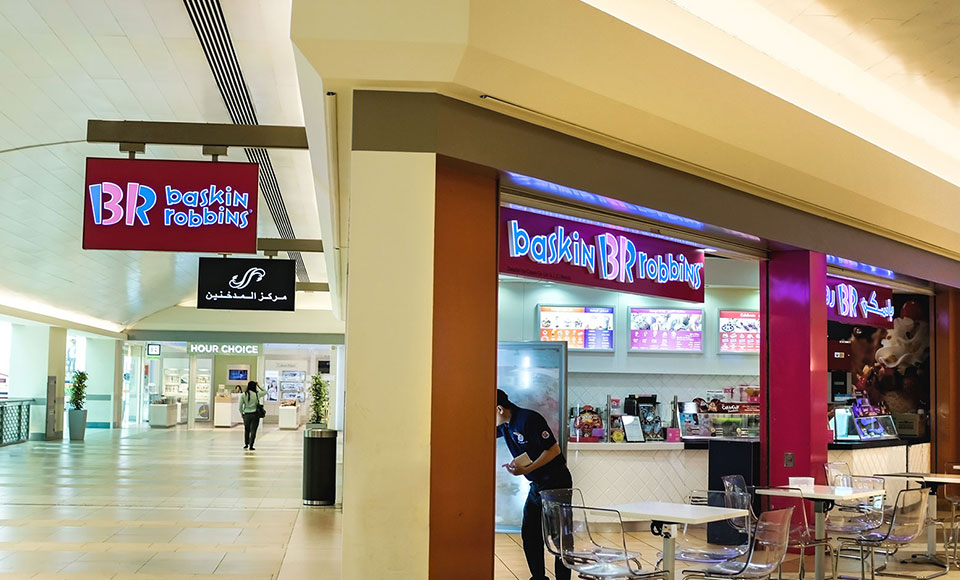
top-left (0, 0), bottom-right (325, 330)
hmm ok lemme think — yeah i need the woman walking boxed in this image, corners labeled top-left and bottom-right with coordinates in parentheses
top-left (240, 380), bottom-right (267, 451)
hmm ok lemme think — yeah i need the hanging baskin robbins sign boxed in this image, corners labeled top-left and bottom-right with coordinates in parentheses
top-left (197, 257), bottom-right (296, 311)
top-left (500, 205), bottom-right (705, 302)
top-left (83, 158), bottom-right (259, 253)
top-left (826, 275), bottom-right (894, 328)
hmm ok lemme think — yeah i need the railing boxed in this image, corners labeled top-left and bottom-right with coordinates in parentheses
top-left (0, 399), bottom-right (32, 446)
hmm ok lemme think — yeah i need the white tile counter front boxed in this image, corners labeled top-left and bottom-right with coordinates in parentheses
top-left (567, 442), bottom-right (708, 506)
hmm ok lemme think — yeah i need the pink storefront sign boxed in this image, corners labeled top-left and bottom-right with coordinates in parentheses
top-left (826, 275), bottom-right (894, 328)
top-left (499, 206), bottom-right (705, 302)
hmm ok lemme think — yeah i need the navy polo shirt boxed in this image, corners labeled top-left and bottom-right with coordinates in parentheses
top-left (497, 407), bottom-right (567, 483)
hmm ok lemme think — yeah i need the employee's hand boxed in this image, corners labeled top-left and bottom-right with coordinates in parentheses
top-left (502, 460), bottom-right (528, 476)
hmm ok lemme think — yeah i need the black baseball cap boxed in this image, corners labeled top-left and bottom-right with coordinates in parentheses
top-left (496, 389), bottom-right (510, 407)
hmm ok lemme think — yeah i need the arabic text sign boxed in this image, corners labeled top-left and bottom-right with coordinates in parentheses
top-left (629, 308), bottom-right (703, 352)
top-left (197, 257), bottom-right (296, 311)
top-left (718, 310), bottom-right (760, 353)
top-left (825, 276), bottom-right (894, 328)
top-left (500, 206), bottom-right (705, 302)
top-left (538, 306), bottom-right (614, 350)
top-left (83, 157), bottom-right (259, 253)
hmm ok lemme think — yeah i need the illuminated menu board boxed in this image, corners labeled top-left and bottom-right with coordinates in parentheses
top-left (718, 310), bottom-right (761, 353)
top-left (629, 308), bottom-right (703, 352)
top-left (538, 306), bottom-right (615, 350)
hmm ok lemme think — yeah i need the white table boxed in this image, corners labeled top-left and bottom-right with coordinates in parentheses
top-left (609, 501), bottom-right (749, 580)
top-left (876, 472), bottom-right (960, 577)
top-left (758, 486), bottom-right (885, 580)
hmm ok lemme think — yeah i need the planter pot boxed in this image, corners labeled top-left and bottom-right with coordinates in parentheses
top-left (68, 409), bottom-right (87, 441)
top-left (305, 422), bottom-right (327, 431)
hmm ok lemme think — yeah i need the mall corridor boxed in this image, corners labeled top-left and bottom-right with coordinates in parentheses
top-left (0, 427), bottom-right (340, 578)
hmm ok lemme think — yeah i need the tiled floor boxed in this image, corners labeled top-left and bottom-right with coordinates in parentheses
top-left (0, 426), bottom-right (955, 580)
top-left (0, 424), bottom-right (340, 579)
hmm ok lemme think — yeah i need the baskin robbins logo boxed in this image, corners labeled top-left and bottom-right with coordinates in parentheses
top-left (506, 219), bottom-right (703, 291)
top-left (88, 182), bottom-right (253, 230)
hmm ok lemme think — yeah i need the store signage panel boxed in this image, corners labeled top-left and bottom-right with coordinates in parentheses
top-left (500, 206), bottom-right (705, 302)
top-left (629, 308), bottom-right (703, 352)
top-left (538, 305), bottom-right (614, 350)
top-left (146, 343), bottom-right (162, 357)
top-left (83, 157), bottom-right (259, 253)
top-left (197, 257), bottom-right (295, 311)
top-left (188, 342), bottom-right (261, 355)
top-left (825, 276), bottom-right (894, 328)
top-left (718, 310), bottom-right (760, 353)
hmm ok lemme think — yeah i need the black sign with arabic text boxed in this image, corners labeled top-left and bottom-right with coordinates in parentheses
top-left (197, 257), bottom-right (296, 311)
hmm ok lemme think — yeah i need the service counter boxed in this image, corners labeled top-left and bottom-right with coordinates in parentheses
top-left (214, 393), bottom-right (242, 427)
top-left (149, 403), bottom-right (178, 428)
top-left (567, 442), bottom-right (708, 506)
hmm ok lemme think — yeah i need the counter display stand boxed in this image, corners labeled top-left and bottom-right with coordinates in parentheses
top-left (279, 404), bottom-right (300, 429)
top-left (214, 393), bottom-right (241, 427)
top-left (149, 403), bottom-right (178, 428)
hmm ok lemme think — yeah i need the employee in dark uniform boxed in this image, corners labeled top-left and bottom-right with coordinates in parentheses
top-left (496, 389), bottom-right (572, 580)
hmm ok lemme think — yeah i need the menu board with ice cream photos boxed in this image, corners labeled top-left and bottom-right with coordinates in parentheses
top-left (629, 308), bottom-right (703, 352)
top-left (718, 310), bottom-right (761, 353)
top-left (538, 306), bottom-right (614, 351)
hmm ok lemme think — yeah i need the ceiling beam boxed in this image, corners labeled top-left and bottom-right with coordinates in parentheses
top-left (296, 282), bottom-right (330, 292)
top-left (87, 120), bottom-right (308, 149)
top-left (257, 238), bottom-right (323, 253)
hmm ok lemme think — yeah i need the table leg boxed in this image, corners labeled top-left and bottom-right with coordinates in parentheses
top-left (663, 524), bottom-right (677, 580)
top-left (814, 500), bottom-right (827, 580)
top-left (928, 486), bottom-right (938, 555)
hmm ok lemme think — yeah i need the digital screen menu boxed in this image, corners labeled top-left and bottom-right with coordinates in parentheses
top-left (629, 308), bottom-right (703, 352)
top-left (538, 306), bottom-right (614, 350)
top-left (718, 310), bottom-right (760, 353)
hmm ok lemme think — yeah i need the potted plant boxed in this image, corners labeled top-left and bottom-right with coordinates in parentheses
top-left (68, 370), bottom-right (88, 441)
top-left (307, 373), bottom-right (330, 430)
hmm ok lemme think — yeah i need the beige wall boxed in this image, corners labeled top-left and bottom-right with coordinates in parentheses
top-left (341, 151), bottom-right (436, 579)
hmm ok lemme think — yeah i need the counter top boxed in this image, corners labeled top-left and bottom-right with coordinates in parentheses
top-left (827, 439), bottom-right (909, 450)
top-left (568, 442), bottom-right (688, 451)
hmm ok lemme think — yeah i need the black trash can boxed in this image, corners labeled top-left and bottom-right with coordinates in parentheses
top-left (303, 428), bottom-right (337, 506)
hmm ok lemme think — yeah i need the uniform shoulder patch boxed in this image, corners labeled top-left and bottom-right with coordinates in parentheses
top-left (542, 430), bottom-right (550, 439)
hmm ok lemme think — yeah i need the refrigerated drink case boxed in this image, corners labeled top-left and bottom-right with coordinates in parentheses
top-left (495, 341), bottom-right (568, 532)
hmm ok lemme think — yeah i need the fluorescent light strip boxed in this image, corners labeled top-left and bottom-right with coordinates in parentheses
top-left (0, 291), bottom-right (125, 334)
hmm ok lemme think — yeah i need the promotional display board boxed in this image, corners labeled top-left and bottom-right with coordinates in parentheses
top-left (197, 257), bottom-right (296, 311)
top-left (500, 206), bottom-right (705, 302)
top-left (538, 305), bottom-right (614, 350)
top-left (718, 310), bottom-right (761, 353)
top-left (83, 157), bottom-right (259, 253)
top-left (628, 308), bottom-right (703, 352)
top-left (826, 276), bottom-right (894, 328)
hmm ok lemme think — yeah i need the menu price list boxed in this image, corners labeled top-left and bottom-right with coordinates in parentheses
top-left (718, 311), bottom-right (760, 353)
top-left (539, 328), bottom-right (613, 350)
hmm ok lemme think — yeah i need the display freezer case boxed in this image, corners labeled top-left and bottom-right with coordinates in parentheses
top-left (495, 341), bottom-right (568, 532)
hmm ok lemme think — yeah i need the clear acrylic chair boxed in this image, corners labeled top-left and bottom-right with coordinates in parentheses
top-left (682, 507), bottom-right (795, 580)
top-left (541, 488), bottom-right (642, 564)
top-left (763, 488), bottom-right (833, 580)
top-left (722, 475), bottom-right (759, 532)
top-left (942, 462), bottom-right (960, 565)
top-left (673, 490), bottom-right (753, 564)
top-left (553, 503), bottom-right (669, 580)
top-left (832, 488), bottom-right (930, 580)
top-left (822, 463), bottom-right (886, 534)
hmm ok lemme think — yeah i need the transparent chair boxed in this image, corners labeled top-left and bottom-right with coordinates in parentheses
top-left (833, 488), bottom-right (929, 580)
top-left (552, 503), bottom-right (669, 580)
top-left (822, 463), bottom-right (886, 534)
top-left (674, 490), bottom-right (753, 564)
top-left (942, 462), bottom-right (960, 564)
top-left (722, 475), bottom-right (759, 532)
top-left (763, 488), bottom-right (833, 580)
top-left (541, 488), bottom-right (642, 564)
top-left (683, 507), bottom-right (795, 580)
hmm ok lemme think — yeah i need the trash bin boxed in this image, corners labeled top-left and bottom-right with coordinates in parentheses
top-left (303, 428), bottom-right (337, 506)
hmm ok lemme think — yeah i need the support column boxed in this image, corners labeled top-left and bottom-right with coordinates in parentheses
top-left (762, 251), bottom-right (830, 486)
top-left (85, 338), bottom-right (119, 429)
top-left (10, 324), bottom-right (54, 439)
top-left (342, 150), bottom-right (438, 579)
top-left (934, 289), bottom-right (960, 474)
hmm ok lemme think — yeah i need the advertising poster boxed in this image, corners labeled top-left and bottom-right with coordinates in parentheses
top-left (264, 370), bottom-right (280, 402)
top-left (629, 308), bottom-right (703, 352)
top-left (718, 311), bottom-right (761, 353)
top-left (538, 306), bottom-right (614, 350)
